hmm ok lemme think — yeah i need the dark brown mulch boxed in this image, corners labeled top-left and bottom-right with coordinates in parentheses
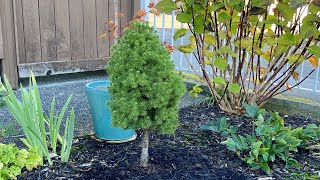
top-left (18, 105), bottom-right (320, 180)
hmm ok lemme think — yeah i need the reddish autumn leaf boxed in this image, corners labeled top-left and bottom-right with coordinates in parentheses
top-left (135, 9), bottom-right (147, 20)
top-left (164, 41), bottom-right (175, 53)
top-left (148, 2), bottom-right (155, 9)
top-left (150, 9), bottom-right (161, 17)
top-left (308, 56), bottom-right (319, 68)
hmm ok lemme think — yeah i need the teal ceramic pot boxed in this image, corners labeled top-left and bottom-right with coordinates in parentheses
top-left (85, 80), bottom-right (135, 141)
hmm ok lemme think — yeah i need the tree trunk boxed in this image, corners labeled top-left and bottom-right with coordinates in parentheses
top-left (140, 129), bottom-right (149, 167)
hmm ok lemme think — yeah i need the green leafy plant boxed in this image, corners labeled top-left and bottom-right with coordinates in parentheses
top-left (200, 117), bottom-right (237, 137)
top-left (155, 0), bottom-right (320, 115)
top-left (0, 143), bottom-right (42, 180)
top-left (222, 104), bottom-right (320, 173)
top-left (1, 73), bottom-right (75, 165)
top-left (107, 20), bottom-right (186, 167)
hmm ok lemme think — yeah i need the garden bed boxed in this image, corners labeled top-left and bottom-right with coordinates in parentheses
top-left (18, 105), bottom-right (320, 180)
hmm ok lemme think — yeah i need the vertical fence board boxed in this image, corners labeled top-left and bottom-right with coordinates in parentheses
top-left (0, 0), bottom-right (19, 88)
top-left (39, 0), bottom-right (56, 61)
top-left (54, 0), bottom-right (71, 61)
top-left (13, 0), bottom-right (26, 64)
top-left (108, 0), bottom-right (115, 49)
top-left (120, 1), bottom-right (132, 30)
top-left (22, 0), bottom-right (41, 63)
top-left (69, 0), bottom-right (84, 60)
top-left (83, 0), bottom-right (97, 59)
top-left (0, 19), bottom-right (3, 59)
top-left (96, 0), bottom-right (109, 58)
top-left (133, 0), bottom-right (141, 15)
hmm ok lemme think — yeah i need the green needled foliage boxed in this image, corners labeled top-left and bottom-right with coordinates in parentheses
top-left (107, 20), bottom-right (185, 167)
top-left (107, 20), bottom-right (186, 134)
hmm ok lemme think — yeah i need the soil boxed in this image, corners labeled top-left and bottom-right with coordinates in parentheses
top-left (18, 105), bottom-right (320, 180)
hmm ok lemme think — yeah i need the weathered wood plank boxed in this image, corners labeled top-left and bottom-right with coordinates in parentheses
top-left (69, 0), bottom-right (85, 60)
top-left (54, 0), bottom-right (71, 61)
top-left (0, 0), bottom-right (19, 89)
top-left (83, 0), bottom-right (98, 59)
top-left (39, 0), bottom-right (57, 61)
top-left (120, 1), bottom-right (132, 30)
top-left (96, 0), bottom-right (109, 58)
top-left (19, 58), bottom-right (109, 78)
top-left (0, 19), bottom-right (3, 59)
top-left (13, 0), bottom-right (26, 64)
top-left (108, 0), bottom-right (115, 50)
top-left (22, 0), bottom-right (41, 63)
top-left (133, 0), bottom-right (141, 16)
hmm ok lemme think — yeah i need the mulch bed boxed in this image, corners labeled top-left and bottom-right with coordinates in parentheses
top-left (18, 105), bottom-right (320, 180)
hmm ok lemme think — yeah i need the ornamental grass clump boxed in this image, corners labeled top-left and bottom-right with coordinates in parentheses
top-left (107, 20), bottom-right (186, 167)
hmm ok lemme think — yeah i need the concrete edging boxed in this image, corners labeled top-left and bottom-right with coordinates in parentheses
top-left (184, 81), bottom-right (320, 121)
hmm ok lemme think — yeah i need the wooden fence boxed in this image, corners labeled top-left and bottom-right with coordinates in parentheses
top-left (0, 0), bottom-right (141, 89)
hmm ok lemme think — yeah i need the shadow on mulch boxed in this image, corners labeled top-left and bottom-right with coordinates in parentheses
top-left (18, 105), bottom-right (320, 180)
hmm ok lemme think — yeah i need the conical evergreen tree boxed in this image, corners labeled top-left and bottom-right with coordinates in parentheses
top-left (107, 20), bottom-right (186, 167)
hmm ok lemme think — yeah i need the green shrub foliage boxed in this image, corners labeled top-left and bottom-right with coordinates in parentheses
top-left (107, 20), bottom-right (186, 134)
top-left (202, 104), bottom-right (320, 173)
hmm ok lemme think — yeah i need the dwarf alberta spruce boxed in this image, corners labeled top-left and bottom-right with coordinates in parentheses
top-left (0, 144), bottom-right (41, 180)
top-left (107, 20), bottom-right (186, 167)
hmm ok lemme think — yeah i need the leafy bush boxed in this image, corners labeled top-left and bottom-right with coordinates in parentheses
top-left (155, 0), bottom-right (320, 114)
top-left (107, 20), bottom-right (186, 167)
top-left (200, 103), bottom-right (320, 172)
top-left (1, 73), bottom-right (75, 165)
top-left (0, 144), bottom-right (41, 180)
top-left (221, 109), bottom-right (320, 172)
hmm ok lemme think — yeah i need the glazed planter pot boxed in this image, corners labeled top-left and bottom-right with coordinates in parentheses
top-left (85, 80), bottom-right (135, 141)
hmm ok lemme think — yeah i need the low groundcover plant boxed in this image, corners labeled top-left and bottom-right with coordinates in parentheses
top-left (0, 143), bottom-right (41, 180)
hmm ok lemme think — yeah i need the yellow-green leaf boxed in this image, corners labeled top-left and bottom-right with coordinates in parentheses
top-left (155, 0), bottom-right (176, 13)
top-left (214, 57), bottom-right (228, 70)
top-left (213, 77), bottom-right (226, 85)
top-left (176, 13), bottom-right (193, 23)
top-left (174, 28), bottom-right (188, 41)
top-left (307, 45), bottom-right (320, 58)
top-left (218, 11), bottom-right (231, 23)
top-left (204, 34), bottom-right (216, 45)
top-left (177, 45), bottom-right (194, 53)
top-left (278, 34), bottom-right (296, 46)
top-left (228, 83), bottom-right (240, 93)
top-left (287, 54), bottom-right (304, 65)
